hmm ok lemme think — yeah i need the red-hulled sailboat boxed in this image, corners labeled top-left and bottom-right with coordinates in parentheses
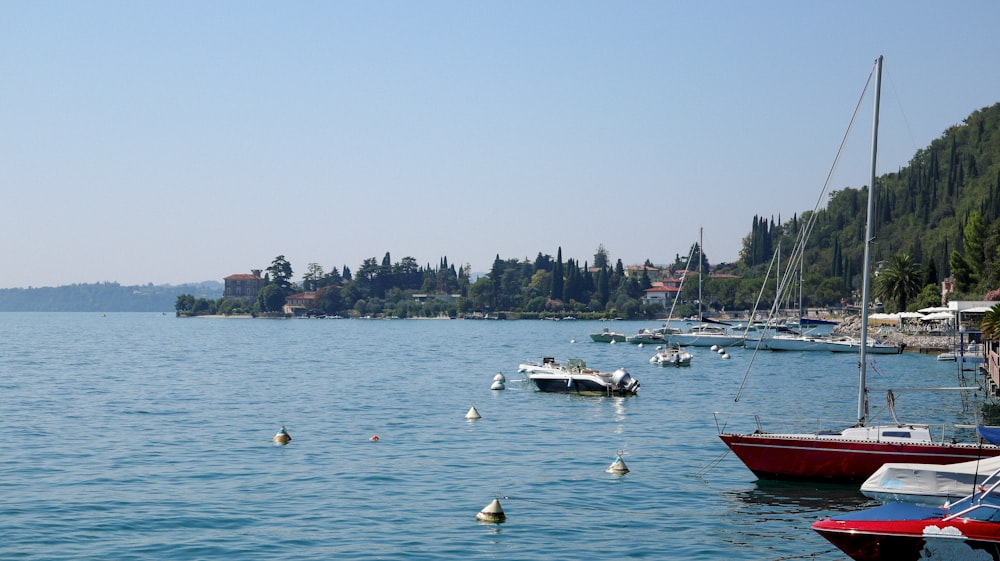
top-left (717, 55), bottom-right (1000, 483)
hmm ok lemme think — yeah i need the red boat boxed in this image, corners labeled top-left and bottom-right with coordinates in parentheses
top-left (717, 426), bottom-right (1000, 483)
top-left (813, 467), bottom-right (1000, 560)
top-left (717, 55), bottom-right (1000, 483)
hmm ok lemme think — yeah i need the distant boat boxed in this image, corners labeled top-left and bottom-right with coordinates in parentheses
top-left (649, 344), bottom-right (693, 367)
top-left (717, 56), bottom-right (1000, 483)
top-left (589, 328), bottom-right (626, 343)
top-left (626, 328), bottom-right (667, 345)
top-left (763, 332), bottom-right (904, 354)
top-left (669, 228), bottom-right (746, 348)
top-left (518, 357), bottom-right (639, 395)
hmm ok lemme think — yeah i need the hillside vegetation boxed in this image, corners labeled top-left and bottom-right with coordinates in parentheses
top-left (735, 102), bottom-right (1000, 312)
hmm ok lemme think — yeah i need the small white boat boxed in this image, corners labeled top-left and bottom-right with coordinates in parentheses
top-left (649, 345), bottom-right (693, 367)
top-left (518, 357), bottom-right (639, 395)
top-left (589, 328), bottom-right (627, 343)
top-left (627, 328), bottom-right (667, 345)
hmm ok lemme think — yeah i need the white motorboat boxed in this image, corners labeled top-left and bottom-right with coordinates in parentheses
top-left (517, 357), bottom-right (639, 395)
top-left (649, 345), bottom-right (693, 367)
top-left (589, 328), bottom-right (627, 343)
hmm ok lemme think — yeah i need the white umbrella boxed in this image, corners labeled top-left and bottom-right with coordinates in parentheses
top-left (921, 311), bottom-right (954, 321)
top-left (919, 306), bottom-right (951, 313)
top-left (898, 311), bottom-right (925, 318)
top-left (962, 306), bottom-right (995, 313)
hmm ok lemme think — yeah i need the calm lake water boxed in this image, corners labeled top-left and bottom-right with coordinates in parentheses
top-left (0, 313), bottom-right (986, 560)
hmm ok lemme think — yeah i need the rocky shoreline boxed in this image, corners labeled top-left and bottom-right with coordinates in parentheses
top-left (833, 315), bottom-right (954, 354)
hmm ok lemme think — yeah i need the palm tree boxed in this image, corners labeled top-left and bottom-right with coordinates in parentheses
top-left (981, 304), bottom-right (1000, 341)
top-left (873, 254), bottom-right (922, 312)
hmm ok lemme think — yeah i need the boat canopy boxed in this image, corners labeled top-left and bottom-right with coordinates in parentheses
top-left (978, 425), bottom-right (1000, 446)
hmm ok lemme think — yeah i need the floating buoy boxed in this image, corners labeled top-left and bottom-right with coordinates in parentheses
top-left (637, 342), bottom-right (644, 349)
top-left (476, 498), bottom-right (506, 523)
top-left (606, 453), bottom-right (629, 475)
top-left (610, 339), bottom-right (616, 345)
top-left (466, 405), bottom-right (481, 420)
top-left (493, 373), bottom-right (506, 383)
top-left (722, 352), bottom-right (731, 360)
top-left (710, 345), bottom-right (719, 351)
top-left (491, 380), bottom-right (505, 390)
top-left (570, 339), bottom-right (576, 343)
top-left (272, 425), bottom-right (291, 445)
top-left (370, 435), bottom-right (379, 441)
top-left (717, 347), bottom-right (726, 355)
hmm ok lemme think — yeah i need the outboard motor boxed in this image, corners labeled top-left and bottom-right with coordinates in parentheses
top-left (610, 368), bottom-right (640, 393)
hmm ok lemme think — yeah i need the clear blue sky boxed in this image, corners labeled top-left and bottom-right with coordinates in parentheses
top-left (3, 1), bottom-right (999, 288)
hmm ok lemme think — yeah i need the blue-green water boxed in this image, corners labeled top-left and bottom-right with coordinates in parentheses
top-left (0, 313), bottom-right (984, 560)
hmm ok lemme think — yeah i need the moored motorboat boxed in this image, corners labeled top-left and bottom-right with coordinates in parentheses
top-left (649, 344), bottom-right (693, 366)
top-left (589, 328), bottom-right (627, 343)
top-left (814, 466), bottom-right (1000, 560)
top-left (627, 328), bottom-right (667, 345)
top-left (518, 357), bottom-right (639, 395)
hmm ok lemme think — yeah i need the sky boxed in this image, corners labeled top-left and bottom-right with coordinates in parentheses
top-left (3, 1), bottom-right (1000, 288)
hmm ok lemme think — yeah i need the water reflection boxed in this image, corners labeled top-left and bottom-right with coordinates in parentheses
top-left (728, 479), bottom-right (877, 513)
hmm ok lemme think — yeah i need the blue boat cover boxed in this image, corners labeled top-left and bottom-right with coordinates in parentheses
top-left (977, 425), bottom-right (1000, 446)
top-left (831, 502), bottom-right (945, 522)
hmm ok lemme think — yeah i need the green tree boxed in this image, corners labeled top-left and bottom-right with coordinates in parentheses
top-left (981, 303), bottom-right (1000, 341)
top-left (266, 255), bottom-right (294, 291)
top-left (257, 284), bottom-right (287, 312)
top-left (950, 250), bottom-right (976, 293)
top-left (965, 211), bottom-right (986, 276)
top-left (874, 254), bottom-right (922, 312)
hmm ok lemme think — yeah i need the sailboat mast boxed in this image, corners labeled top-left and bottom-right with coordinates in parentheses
top-left (857, 54), bottom-right (883, 426)
top-left (698, 226), bottom-right (703, 321)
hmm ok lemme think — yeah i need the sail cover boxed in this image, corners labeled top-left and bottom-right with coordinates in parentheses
top-left (861, 455), bottom-right (1000, 506)
top-left (977, 425), bottom-right (1000, 446)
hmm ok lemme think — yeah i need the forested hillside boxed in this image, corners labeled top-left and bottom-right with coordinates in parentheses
top-left (737, 102), bottom-right (1000, 310)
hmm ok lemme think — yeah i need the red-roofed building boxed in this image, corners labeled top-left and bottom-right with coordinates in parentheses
top-left (224, 270), bottom-right (265, 303)
top-left (643, 281), bottom-right (682, 306)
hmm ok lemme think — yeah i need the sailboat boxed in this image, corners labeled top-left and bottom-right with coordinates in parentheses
top-left (716, 56), bottom-right (1000, 483)
top-left (669, 228), bottom-right (746, 348)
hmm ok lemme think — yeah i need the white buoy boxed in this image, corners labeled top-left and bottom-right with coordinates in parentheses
top-left (466, 405), bottom-right (481, 420)
top-left (722, 352), bottom-right (731, 360)
top-left (570, 339), bottom-right (576, 343)
top-left (491, 380), bottom-right (505, 390)
top-left (637, 342), bottom-right (644, 349)
top-left (272, 425), bottom-right (291, 445)
top-left (718, 347), bottom-right (726, 355)
top-left (493, 372), bottom-right (506, 383)
top-left (476, 498), bottom-right (506, 523)
top-left (710, 344), bottom-right (719, 351)
top-left (606, 454), bottom-right (630, 475)
top-left (610, 339), bottom-right (616, 345)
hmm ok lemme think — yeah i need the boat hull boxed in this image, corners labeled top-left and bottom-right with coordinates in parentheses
top-left (813, 505), bottom-right (1000, 561)
top-left (670, 334), bottom-right (745, 347)
top-left (589, 333), bottom-right (626, 343)
top-left (718, 433), bottom-right (1000, 483)
top-left (756, 336), bottom-right (903, 353)
top-left (530, 376), bottom-right (636, 395)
